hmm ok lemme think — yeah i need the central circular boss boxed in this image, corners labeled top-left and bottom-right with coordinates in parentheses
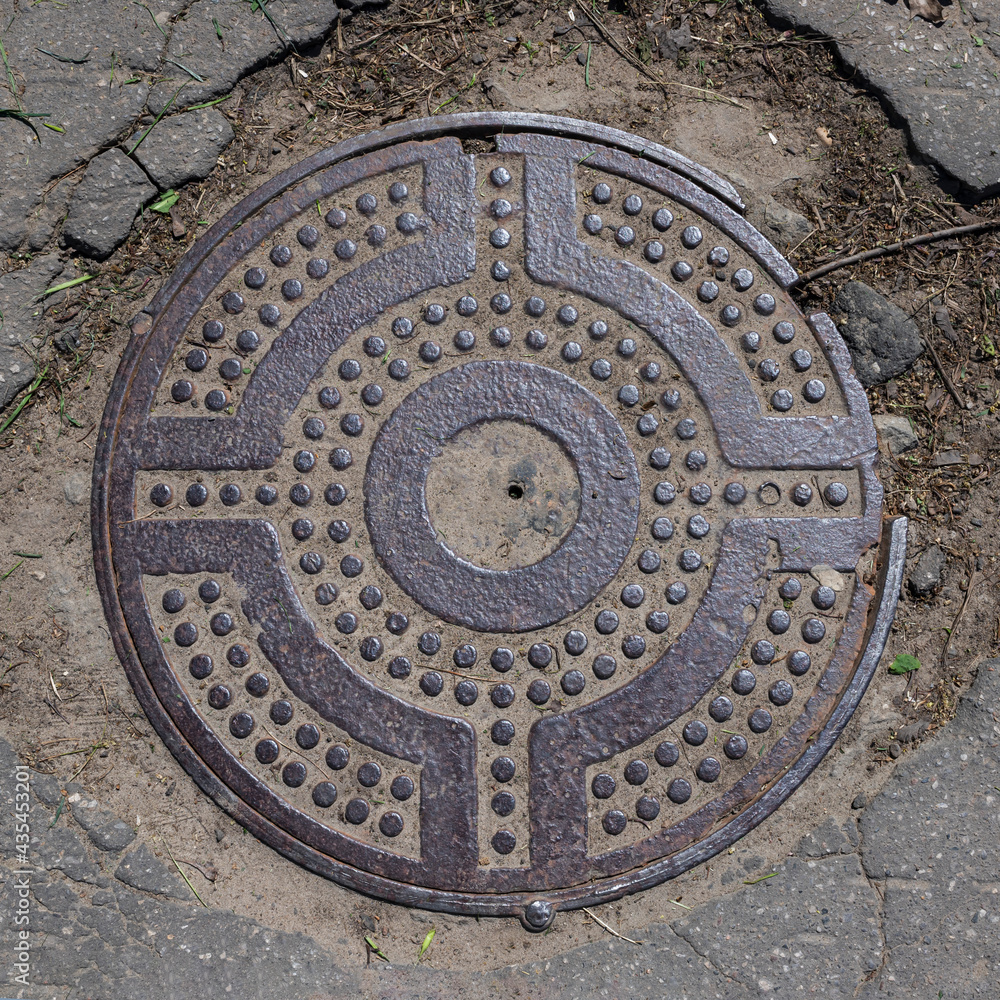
top-left (364, 361), bottom-right (641, 632)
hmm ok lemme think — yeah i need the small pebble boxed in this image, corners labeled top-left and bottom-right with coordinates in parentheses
top-left (889, 742), bottom-right (902, 759)
top-left (851, 792), bottom-right (868, 810)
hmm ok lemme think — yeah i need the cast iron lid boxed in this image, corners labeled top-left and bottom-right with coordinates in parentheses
top-left (93, 113), bottom-right (905, 929)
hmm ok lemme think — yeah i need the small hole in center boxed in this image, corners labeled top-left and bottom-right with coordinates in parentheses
top-left (508, 484), bottom-right (524, 500)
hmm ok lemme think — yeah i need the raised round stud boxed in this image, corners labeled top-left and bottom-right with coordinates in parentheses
top-left (593, 654), bottom-right (617, 679)
top-left (229, 712), bottom-right (255, 739)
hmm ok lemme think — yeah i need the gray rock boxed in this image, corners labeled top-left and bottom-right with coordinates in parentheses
top-left (874, 414), bottom-right (918, 455)
top-left (852, 791), bottom-right (868, 810)
top-left (895, 719), bottom-right (930, 744)
top-left (908, 544), bottom-right (946, 597)
top-left (88, 818), bottom-right (137, 854)
top-left (127, 108), bottom-right (234, 191)
top-left (54, 324), bottom-right (82, 353)
top-left (930, 449), bottom-right (963, 467)
top-left (62, 149), bottom-right (156, 259)
top-left (757, 0), bottom-right (1000, 197)
top-left (795, 816), bottom-right (852, 857)
top-left (0, 254), bottom-right (65, 409)
top-left (32, 827), bottom-right (108, 885)
top-left (833, 281), bottom-right (924, 386)
top-left (30, 771), bottom-right (65, 808)
top-left (654, 20), bottom-right (694, 61)
top-left (62, 783), bottom-right (135, 851)
top-left (114, 844), bottom-right (192, 899)
top-left (63, 469), bottom-right (90, 505)
top-left (672, 853), bottom-right (883, 991)
top-left (763, 195), bottom-right (812, 248)
top-left (859, 659), bottom-right (1000, 994)
top-left (146, 0), bottom-right (340, 115)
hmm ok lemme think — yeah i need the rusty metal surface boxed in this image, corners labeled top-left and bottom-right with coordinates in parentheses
top-left (92, 114), bottom-right (904, 927)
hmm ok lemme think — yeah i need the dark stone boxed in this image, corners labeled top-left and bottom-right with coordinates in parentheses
top-left (62, 149), bottom-right (156, 259)
top-left (833, 281), bottom-right (923, 386)
top-left (895, 719), bottom-right (930, 744)
top-left (907, 544), bottom-right (945, 597)
top-left (653, 18), bottom-right (693, 61)
top-left (851, 792), bottom-right (868, 810)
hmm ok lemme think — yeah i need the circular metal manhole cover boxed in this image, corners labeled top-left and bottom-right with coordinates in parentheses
top-left (94, 113), bottom-right (905, 928)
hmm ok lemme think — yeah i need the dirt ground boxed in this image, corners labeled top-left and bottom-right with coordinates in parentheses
top-left (1, 0), bottom-right (998, 971)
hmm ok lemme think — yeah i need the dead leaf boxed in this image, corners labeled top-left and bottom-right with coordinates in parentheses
top-left (809, 565), bottom-right (844, 592)
top-left (906, 0), bottom-right (944, 23)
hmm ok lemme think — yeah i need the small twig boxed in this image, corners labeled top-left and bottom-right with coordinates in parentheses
top-left (43, 696), bottom-right (69, 724)
top-left (582, 907), bottom-right (643, 945)
top-left (793, 221), bottom-right (1000, 286)
top-left (175, 858), bottom-right (217, 882)
top-left (398, 43), bottom-right (446, 76)
top-left (923, 334), bottom-right (970, 411)
top-left (940, 567), bottom-right (978, 669)
top-left (117, 704), bottom-right (149, 738)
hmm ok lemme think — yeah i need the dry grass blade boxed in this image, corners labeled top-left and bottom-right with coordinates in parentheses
top-left (36, 46), bottom-right (90, 64)
top-left (127, 84), bottom-right (185, 155)
top-left (922, 334), bottom-right (969, 410)
top-left (157, 834), bottom-right (209, 906)
top-left (398, 43), bottom-right (446, 76)
top-left (574, 4), bottom-right (748, 109)
top-left (0, 365), bottom-right (49, 435)
top-left (582, 906), bottom-right (643, 944)
top-left (0, 30), bottom-right (21, 110)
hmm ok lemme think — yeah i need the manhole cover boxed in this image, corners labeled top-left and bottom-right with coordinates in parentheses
top-left (94, 113), bottom-right (906, 928)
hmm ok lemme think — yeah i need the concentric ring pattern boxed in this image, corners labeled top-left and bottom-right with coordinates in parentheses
top-left (93, 113), bottom-right (904, 926)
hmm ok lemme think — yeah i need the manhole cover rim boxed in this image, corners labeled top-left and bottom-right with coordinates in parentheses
top-left (132, 111), bottom-right (787, 336)
top-left (92, 113), bottom-right (906, 925)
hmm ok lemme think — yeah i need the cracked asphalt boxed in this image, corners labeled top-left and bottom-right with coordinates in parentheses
top-left (3, 660), bottom-right (996, 998)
